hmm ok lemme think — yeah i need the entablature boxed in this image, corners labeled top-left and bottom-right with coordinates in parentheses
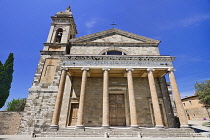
top-left (70, 42), bottom-right (159, 47)
top-left (61, 55), bottom-right (175, 69)
top-left (40, 51), bottom-right (65, 55)
top-left (66, 68), bottom-right (169, 78)
top-left (44, 43), bottom-right (68, 46)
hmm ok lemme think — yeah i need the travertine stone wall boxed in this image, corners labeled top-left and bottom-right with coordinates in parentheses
top-left (92, 34), bottom-right (143, 43)
top-left (0, 111), bottom-right (23, 135)
top-left (18, 91), bottom-right (57, 134)
top-left (70, 77), bottom-right (168, 127)
top-left (158, 77), bottom-right (175, 127)
top-left (18, 55), bottom-right (63, 134)
top-left (186, 107), bottom-right (210, 120)
top-left (182, 96), bottom-right (210, 120)
top-left (70, 45), bottom-right (160, 55)
top-left (40, 59), bottom-right (59, 83)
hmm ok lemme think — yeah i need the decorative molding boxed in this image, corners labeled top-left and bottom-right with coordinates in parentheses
top-left (70, 42), bottom-right (159, 47)
top-left (61, 67), bottom-right (68, 71)
top-left (102, 68), bottom-right (110, 71)
top-left (147, 68), bottom-right (155, 72)
top-left (44, 43), bottom-right (68, 46)
top-left (81, 67), bottom-right (89, 71)
top-left (61, 55), bottom-right (175, 69)
top-left (126, 68), bottom-right (134, 71)
top-left (70, 28), bottom-right (160, 44)
top-left (99, 47), bottom-right (130, 55)
top-left (167, 68), bottom-right (176, 72)
top-left (40, 51), bottom-right (66, 55)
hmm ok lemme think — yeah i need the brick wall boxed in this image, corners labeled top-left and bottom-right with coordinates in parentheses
top-left (0, 111), bottom-right (23, 135)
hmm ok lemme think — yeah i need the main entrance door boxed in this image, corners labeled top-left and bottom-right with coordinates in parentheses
top-left (109, 94), bottom-right (126, 126)
top-left (69, 103), bottom-right (79, 126)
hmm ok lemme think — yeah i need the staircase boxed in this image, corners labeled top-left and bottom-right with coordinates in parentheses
top-left (36, 127), bottom-right (204, 138)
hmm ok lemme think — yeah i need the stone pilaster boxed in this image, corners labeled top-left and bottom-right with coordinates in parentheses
top-left (102, 68), bottom-right (110, 129)
top-left (50, 67), bottom-right (68, 129)
top-left (168, 68), bottom-right (188, 127)
top-left (147, 68), bottom-right (164, 127)
top-left (76, 68), bottom-right (89, 129)
top-left (126, 68), bottom-right (138, 128)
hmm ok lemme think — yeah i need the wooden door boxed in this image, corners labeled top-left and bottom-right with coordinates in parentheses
top-left (69, 103), bottom-right (79, 126)
top-left (109, 94), bottom-right (126, 126)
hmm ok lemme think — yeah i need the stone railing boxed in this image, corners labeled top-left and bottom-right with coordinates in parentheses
top-left (61, 55), bottom-right (175, 68)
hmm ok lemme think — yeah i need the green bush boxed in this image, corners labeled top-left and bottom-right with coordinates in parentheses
top-left (6, 98), bottom-right (26, 111)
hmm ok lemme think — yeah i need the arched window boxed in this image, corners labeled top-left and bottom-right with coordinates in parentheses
top-left (54, 28), bottom-right (63, 43)
top-left (102, 51), bottom-right (126, 55)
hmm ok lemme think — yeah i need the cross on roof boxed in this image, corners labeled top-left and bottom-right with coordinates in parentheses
top-left (110, 22), bottom-right (117, 28)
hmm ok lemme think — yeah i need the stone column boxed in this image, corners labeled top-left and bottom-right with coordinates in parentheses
top-left (102, 68), bottom-right (110, 129)
top-left (147, 68), bottom-right (164, 127)
top-left (76, 68), bottom-right (89, 129)
top-left (168, 68), bottom-right (188, 127)
top-left (126, 68), bottom-right (138, 128)
top-left (50, 67), bottom-right (67, 129)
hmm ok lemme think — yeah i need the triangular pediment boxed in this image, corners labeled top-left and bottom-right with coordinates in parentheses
top-left (70, 28), bottom-right (160, 43)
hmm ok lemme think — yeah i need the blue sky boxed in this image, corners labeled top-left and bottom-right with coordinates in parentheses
top-left (0, 0), bottom-right (210, 109)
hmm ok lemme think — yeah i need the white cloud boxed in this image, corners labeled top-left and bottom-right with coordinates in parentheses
top-left (180, 14), bottom-right (210, 27)
top-left (85, 18), bottom-right (98, 29)
top-left (160, 13), bottom-right (210, 30)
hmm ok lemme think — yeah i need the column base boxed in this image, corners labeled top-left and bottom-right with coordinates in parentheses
top-left (50, 125), bottom-right (59, 130)
top-left (130, 125), bottom-right (139, 129)
top-left (102, 125), bottom-right (110, 129)
top-left (180, 125), bottom-right (189, 128)
top-left (75, 125), bottom-right (85, 129)
top-left (155, 125), bottom-right (164, 128)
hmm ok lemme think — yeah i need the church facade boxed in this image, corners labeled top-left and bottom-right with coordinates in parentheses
top-left (19, 7), bottom-right (188, 134)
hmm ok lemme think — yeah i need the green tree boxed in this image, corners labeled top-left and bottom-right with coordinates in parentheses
top-left (194, 80), bottom-right (210, 108)
top-left (0, 53), bottom-right (14, 108)
top-left (6, 98), bottom-right (26, 111)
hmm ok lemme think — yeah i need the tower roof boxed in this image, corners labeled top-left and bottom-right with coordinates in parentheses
top-left (54, 6), bottom-right (73, 17)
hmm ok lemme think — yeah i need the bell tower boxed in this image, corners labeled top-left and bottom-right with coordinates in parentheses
top-left (19, 7), bottom-right (78, 134)
top-left (43, 6), bottom-right (77, 53)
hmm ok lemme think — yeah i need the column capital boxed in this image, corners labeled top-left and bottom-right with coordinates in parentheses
top-left (102, 68), bottom-right (110, 71)
top-left (81, 67), bottom-right (89, 71)
top-left (61, 67), bottom-right (68, 71)
top-left (147, 68), bottom-right (155, 72)
top-left (126, 68), bottom-right (134, 71)
top-left (168, 68), bottom-right (176, 72)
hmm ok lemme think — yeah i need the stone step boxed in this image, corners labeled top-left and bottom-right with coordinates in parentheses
top-left (37, 129), bottom-right (204, 138)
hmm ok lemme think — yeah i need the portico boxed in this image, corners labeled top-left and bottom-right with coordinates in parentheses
top-left (50, 55), bottom-right (188, 129)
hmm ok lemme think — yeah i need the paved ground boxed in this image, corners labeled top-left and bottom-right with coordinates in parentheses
top-left (188, 120), bottom-right (210, 137)
top-left (0, 120), bottom-right (209, 140)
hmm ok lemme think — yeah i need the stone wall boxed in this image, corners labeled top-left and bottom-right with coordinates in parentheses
top-left (70, 45), bottom-right (160, 55)
top-left (186, 107), bottom-right (210, 120)
top-left (0, 111), bottom-right (23, 135)
top-left (65, 77), bottom-right (171, 127)
top-left (182, 96), bottom-right (210, 120)
top-left (18, 55), bottom-right (63, 135)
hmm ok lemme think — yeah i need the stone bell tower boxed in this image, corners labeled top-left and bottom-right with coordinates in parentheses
top-left (43, 6), bottom-right (77, 53)
top-left (19, 6), bottom-right (78, 134)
